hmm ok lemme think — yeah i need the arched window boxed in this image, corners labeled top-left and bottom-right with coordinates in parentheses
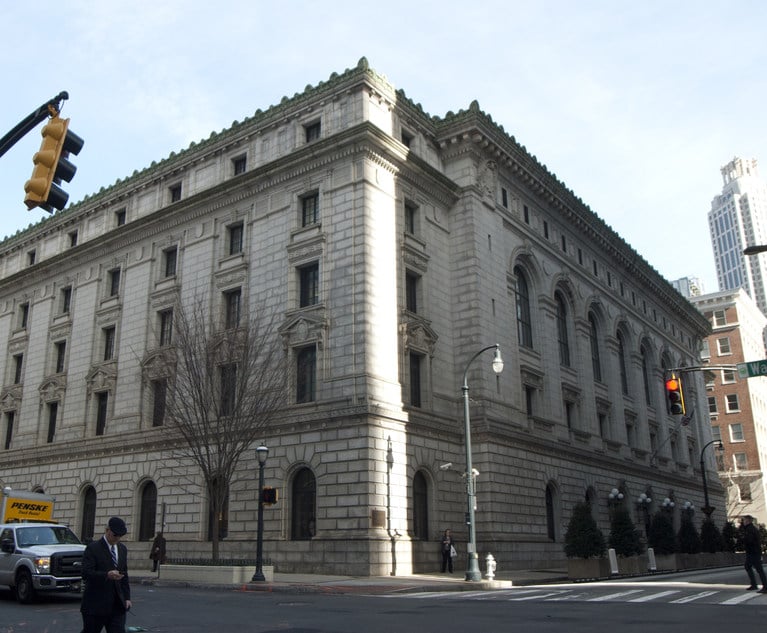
top-left (80, 486), bottom-right (97, 543)
top-left (291, 467), bottom-right (316, 540)
top-left (589, 313), bottom-right (602, 382)
top-left (545, 483), bottom-right (557, 541)
top-left (641, 343), bottom-right (653, 406)
top-left (555, 292), bottom-right (570, 367)
top-left (412, 471), bottom-right (429, 540)
top-left (139, 481), bottom-right (157, 541)
top-left (617, 330), bottom-right (629, 395)
top-left (514, 266), bottom-right (533, 349)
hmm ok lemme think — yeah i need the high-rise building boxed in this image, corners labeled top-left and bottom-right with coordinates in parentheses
top-left (671, 276), bottom-right (705, 299)
top-left (709, 158), bottom-right (767, 318)
top-left (0, 59), bottom-right (722, 574)
top-left (692, 289), bottom-right (767, 525)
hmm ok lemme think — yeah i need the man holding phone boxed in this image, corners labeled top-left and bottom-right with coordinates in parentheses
top-left (81, 516), bottom-right (132, 633)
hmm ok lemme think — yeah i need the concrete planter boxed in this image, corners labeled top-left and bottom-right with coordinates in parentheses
top-left (616, 556), bottom-right (641, 575)
top-left (653, 553), bottom-right (680, 571)
top-left (567, 558), bottom-right (611, 580)
top-left (160, 564), bottom-right (274, 584)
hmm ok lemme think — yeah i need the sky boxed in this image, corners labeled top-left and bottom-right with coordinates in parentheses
top-left (2, 1), bottom-right (765, 293)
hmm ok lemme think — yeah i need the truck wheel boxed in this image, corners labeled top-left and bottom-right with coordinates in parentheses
top-left (15, 569), bottom-right (36, 604)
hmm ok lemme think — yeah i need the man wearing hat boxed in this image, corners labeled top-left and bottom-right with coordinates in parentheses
top-left (742, 514), bottom-right (767, 593)
top-left (81, 517), bottom-right (132, 632)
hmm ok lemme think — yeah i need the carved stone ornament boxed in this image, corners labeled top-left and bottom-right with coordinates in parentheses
top-left (279, 312), bottom-right (328, 349)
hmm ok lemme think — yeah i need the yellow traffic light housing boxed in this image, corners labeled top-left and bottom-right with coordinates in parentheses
top-left (24, 115), bottom-right (84, 213)
top-left (665, 373), bottom-right (686, 415)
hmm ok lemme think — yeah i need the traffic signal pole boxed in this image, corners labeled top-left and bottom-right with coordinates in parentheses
top-left (0, 91), bottom-right (69, 159)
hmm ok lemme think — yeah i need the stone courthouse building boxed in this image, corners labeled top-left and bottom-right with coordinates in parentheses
top-left (0, 59), bottom-right (723, 574)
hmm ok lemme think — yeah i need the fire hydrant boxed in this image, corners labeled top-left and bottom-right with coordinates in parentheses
top-left (485, 553), bottom-right (496, 580)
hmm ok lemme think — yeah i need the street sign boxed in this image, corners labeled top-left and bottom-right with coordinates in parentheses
top-left (737, 360), bottom-right (767, 378)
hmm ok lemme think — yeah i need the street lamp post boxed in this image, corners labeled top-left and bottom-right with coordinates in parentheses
top-left (743, 244), bottom-right (767, 256)
top-left (636, 492), bottom-right (652, 537)
top-left (462, 344), bottom-right (504, 582)
top-left (700, 439), bottom-right (723, 518)
top-left (251, 444), bottom-right (269, 582)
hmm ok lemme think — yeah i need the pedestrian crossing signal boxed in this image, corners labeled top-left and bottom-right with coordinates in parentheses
top-left (262, 487), bottom-right (278, 505)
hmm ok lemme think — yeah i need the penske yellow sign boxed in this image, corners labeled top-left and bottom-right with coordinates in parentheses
top-left (3, 496), bottom-right (54, 522)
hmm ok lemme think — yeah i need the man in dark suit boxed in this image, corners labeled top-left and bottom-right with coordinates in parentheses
top-left (81, 516), bottom-right (132, 633)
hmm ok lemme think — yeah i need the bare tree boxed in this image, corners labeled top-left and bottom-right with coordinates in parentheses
top-left (147, 294), bottom-right (287, 560)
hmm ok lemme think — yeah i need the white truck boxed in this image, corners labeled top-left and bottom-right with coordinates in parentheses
top-left (0, 488), bottom-right (85, 603)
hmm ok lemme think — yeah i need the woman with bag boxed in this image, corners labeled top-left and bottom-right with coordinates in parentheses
top-left (441, 529), bottom-right (456, 573)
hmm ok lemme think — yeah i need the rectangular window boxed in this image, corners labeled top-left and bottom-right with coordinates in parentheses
top-left (598, 412), bottom-right (607, 438)
top-left (304, 121), bottom-right (321, 143)
top-left (405, 271), bottom-right (419, 313)
top-left (46, 402), bottom-right (58, 443)
top-left (700, 339), bottom-right (710, 359)
top-left (232, 155), bottom-right (247, 175)
top-left (18, 302), bottom-right (29, 329)
top-left (523, 205), bottom-right (529, 224)
top-left (725, 394), bottom-right (740, 412)
top-left (220, 364), bottom-right (237, 416)
top-left (708, 396), bottom-right (718, 414)
top-left (729, 423), bottom-right (745, 442)
top-left (561, 235), bottom-right (567, 252)
top-left (711, 425), bottom-right (722, 441)
top-left (108, 269), bottom-right (121, 297)
top-left (404, 200), bottom-right (418, 235)
top-left (401, 130), bottom-right (413, 148)
top-left (163, 246), bottom-right (177, 278)
top-left (69, 230), bottom-right (78, 247)
top-left (152, 379), bottom-right (167, 427)
top-left (717, 337), bottom-right (731, 355)
top-left (55, 341), bottom-right (67, 373)
top-left (228, 222), bottom-right (243, 256)
top-left (27, 250), bottom-right (36, 266)
top-left (501, 188), bottom-right (508, 208)
top-left (13, 354), bottom-right (23, 384)
top-left (103, 326), bottom-right (116, 361)
top-left (564, 401), bottom-right (575, 430)
top-left (543, 221), bottom-right (549, 239)
top-left (626, 422), bottom-right (636, 448)
top-left (96, 392), bottom-right (108, 435)
top-left (170, 183), bottom-right (182, 202)
top-left (733, 452), bottom-right (748, 471)
top-left (409, 352), bottom-right (422, 408)
top-left (224, 288), bottom-right (241, 329)
top-left (299, 264), bottom-right (319, 307)
top-left (713, 309), bottom-right (727, 326)
top-left (3, 411), bottom-right (13, 450)
top-left (60, 286), bottom-right (72, 314)
top-left (738, 483), bottom-right (752, 501)
top-left (296, 346), bottom-right (316, 403)
top-left (722, 369), bottom-right (736, 383)
top-left (159, 309), bottom-right (173, 346)
top-left (301, 192), bottom-right (319, 227)
top-left (115, 208), bottom-right (126, 226)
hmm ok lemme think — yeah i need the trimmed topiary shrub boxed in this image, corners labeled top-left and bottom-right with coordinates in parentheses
top-left (700, 519), bottom-right (723, 553)
top-left (648, 511), bottom-right (676, 555)
top-left (721, 521), bottom-right (737, 552)
top-left (564, 501), bottom-right (606, 559)
top-left (677, 515), bottom-right (701, 554)
top-left (609, 506), bottom-right (644, 557)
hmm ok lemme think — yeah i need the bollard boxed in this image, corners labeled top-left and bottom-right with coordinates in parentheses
top-left (485, 553), bottom-right (496, 580)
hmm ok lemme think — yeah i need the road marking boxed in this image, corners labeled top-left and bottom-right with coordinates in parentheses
top-left (586, 589), bottom-right (643, 602)
top-left (669, 591), bottom-right (718, 604)
top-left (720, 593), bottom-right (759, 605)
top-left (627, 590), bottom-right (680, 602)
top-left (507, 591), bottom-right (563, 601)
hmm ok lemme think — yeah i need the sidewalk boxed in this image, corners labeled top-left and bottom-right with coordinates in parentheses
top-left (133, 567), bottom-right (569, 595)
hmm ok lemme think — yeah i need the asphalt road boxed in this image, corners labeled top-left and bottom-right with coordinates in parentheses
top-left (1, 567), bottom-right (765, 633)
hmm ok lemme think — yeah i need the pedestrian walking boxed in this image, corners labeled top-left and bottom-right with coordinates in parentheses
top-left (81, 516), bottom-right (132, 633)
top-left (441, 529), bottom-right (456, 573)
top-left (742, 514), bottom-right (767, 593)
top-left (149, 531), bottom-right (167, 572)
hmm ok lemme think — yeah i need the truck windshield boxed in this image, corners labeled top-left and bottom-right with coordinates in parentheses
top-left (16, 526), bottom-right (81, 547)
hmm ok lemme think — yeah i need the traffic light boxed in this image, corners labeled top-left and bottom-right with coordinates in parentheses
top-left (261, 487), bottom-right (278, 505)
top-left (665, 373), bottom-right (686, 415)
top-left (24, 115), bottom-right (84, 213)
